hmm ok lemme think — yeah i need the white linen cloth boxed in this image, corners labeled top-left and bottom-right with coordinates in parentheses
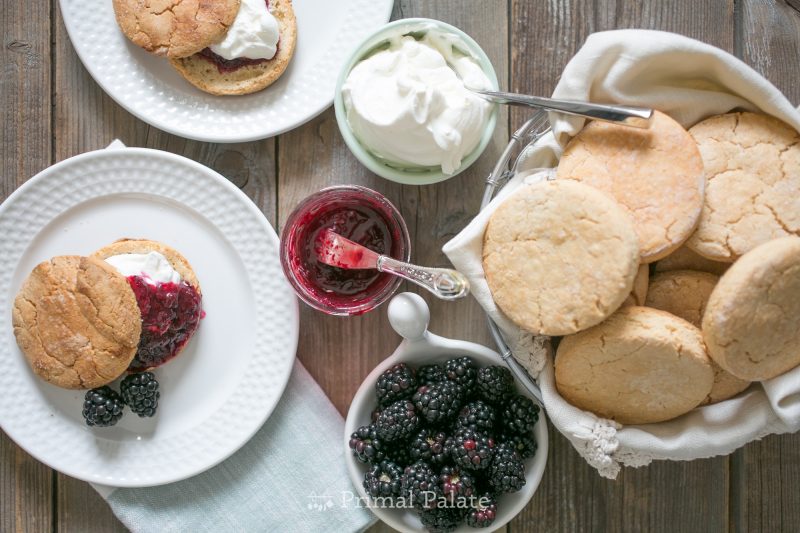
top-left (443, 30), bottom-right (800, 479)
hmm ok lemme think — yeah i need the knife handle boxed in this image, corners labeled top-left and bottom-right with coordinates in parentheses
top-left (377, 256), bottom-right (470, 301)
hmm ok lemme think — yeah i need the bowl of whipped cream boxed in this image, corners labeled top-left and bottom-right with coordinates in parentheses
top-left (334, 18), bottom-right (499, 185)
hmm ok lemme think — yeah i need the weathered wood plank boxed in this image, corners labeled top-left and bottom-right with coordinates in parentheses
top-left (730, 3), bottom-right (800, 533)
top-left (509, 2), bottom-right (734, 532)
top-left (738, 0), bottom-right (800, 103)
top-left (1, 0), bottom-right (55, 531)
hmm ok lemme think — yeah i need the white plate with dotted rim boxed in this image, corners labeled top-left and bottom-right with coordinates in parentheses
top-left (0, 146), bottom-right (299, 487)
top-left (58, 0), bottom-right (394, 143)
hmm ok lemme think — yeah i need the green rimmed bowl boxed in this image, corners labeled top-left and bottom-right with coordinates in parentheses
top-left (333, 18), bottom-right (499, 186)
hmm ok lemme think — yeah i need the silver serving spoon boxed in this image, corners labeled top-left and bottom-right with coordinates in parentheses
top-left (468, 88), bottom-right (654, 129)
top-left (315, 229), bottom-right (469, 300)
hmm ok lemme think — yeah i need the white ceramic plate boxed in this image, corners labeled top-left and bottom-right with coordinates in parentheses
top-left (345, 293), bottom-right (548, 532)
top-left (58, 0), bottom-right (394, 142)
top-left (0, 147), bottom-right (299, 487)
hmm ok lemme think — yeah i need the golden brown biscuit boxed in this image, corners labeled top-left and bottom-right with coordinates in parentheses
top-left (483, 180), bottom-right (640, 336)
top-left (12, 256), bottom-right (141, 389)
top-left (113, 0), bottom-right (241, 58)
top-left (621, 264), bottom-right (649, 307)
top-left (170, 0), bottom-right (296, 95)
top-left (92, 239), bottom-right (201, 293)
top-left (654, 244), bottom-right (729, 276)
top-left (687, 112), bottom-right (800, 261)
top-left (645, 270), bottom-right (750, 404)
top-left (557, 110), bottom-right (705, 263)
top-left (555, 306), bottom-right (713, 425)
top-left (703, 236), bottom-right (800, 381)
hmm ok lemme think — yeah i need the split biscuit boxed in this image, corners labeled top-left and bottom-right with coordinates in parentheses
top-left (170, 0), bottom-right (296, 95)
top-left (113, 0), bottom-right (241, 58)
top-left (12, 256), bottom-right (142, 389)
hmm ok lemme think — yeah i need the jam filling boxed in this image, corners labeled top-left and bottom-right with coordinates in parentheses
top-left (291, 204), bottom-right (398, 306)
top-left (197, 0), bottom-right (278, 74)
top-left (126, 276), bottom-right (203, 372)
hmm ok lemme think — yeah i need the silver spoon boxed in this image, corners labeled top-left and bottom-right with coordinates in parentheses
top-left (469, 88), bottom-right (653, 129)
top-left (315, 229), bottom-right (470, 300)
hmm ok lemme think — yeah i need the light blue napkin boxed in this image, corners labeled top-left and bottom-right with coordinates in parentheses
top-left (94, 360), bottom-right (376, 533)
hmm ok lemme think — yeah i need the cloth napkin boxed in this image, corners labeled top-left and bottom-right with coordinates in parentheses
top-left (443, 29), bottom-right (800, 479)
top-left (93, 142), bottom-right (376, 532)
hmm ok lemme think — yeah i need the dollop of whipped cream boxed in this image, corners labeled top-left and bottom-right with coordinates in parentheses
top-left (105, 252), bottom-right (182, 286)
top-left (342, 32), bottom-right (493, 175)
top-left (209, 0), bottom-right (279, 60)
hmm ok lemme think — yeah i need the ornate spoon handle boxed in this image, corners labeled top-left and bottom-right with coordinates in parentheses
top-left (377, 256), bottom-right (470, 300)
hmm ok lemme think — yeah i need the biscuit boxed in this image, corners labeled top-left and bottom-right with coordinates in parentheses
top-left (703, 236), bottom-right (800, 381)
top-left (170, 0), bottom-right (296, 95)
top-left (555, 306), bottom-right (713, 424)
top-left (686, 112), bottom-right (800, 261)
top-left (113, 0), bottom-right (240, 58)
top-left (483, 180), bottom-right (639, 336)
top-left (654, 244), bottom-right (729, 276)
top-left (557, 110), bottom-right (705, 263)
top-left (92, 239), bottom-right (200, 293)
top-left (621, 264), bottom-right (649, 307)
top-left (645, 270), bottom-right (750, 404)
top-left (12, 256), bottom-right (142, 389)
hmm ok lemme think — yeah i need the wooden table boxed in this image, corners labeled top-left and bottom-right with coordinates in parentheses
top-left (3, 1), bottom-right (800, 531)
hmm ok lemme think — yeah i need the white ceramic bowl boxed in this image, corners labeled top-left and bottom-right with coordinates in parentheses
top-left (344, 293), bottom-right (548, 532)
top-left (333, 18), bottom-right (499, 185)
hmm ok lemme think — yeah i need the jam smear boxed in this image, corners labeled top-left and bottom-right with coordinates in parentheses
top-left (197, 0), bottom-right (278, 74)
top-left (288, 201), bottom-right (401, 310)
top-left (126, 276), bottom-right (203, 372)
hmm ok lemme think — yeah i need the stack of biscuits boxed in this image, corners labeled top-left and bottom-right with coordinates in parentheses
top-left (483, 110), bottom-right (800, 425)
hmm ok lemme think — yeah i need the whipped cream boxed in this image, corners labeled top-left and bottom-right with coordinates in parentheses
top-left (209, 0), bottom-right (279, 60)
top-left (342, 32), bottom-right (493, 175)
top-left (105, 252), bottom-right (182, 286)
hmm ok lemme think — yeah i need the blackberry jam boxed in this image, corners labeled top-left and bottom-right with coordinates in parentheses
top-left (281, 186), bottom-right (410, 315)
top-left (126, 276), bottom-right (203, 372)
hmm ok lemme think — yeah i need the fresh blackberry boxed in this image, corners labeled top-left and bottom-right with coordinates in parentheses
top-left (419, 506), bottom-right (464, 533)
top-left (443, 356), bottom-right (478, 394)
top-left (465, 493), bottom-right (498, 528)
top-left (363, 460), bottom-right (403, 499)
top-left (385, 441), bottom-right (413, 469)
top-left (349, 424), bottom-right (387, 464)
top-left (375, 363), bottom-right (417, 406)
top-left (412, 381), bottom-right (462, 425)
top-left (456, 400), bottom-right (496, 433)
top-left (476, 365), bottom-right (514, 404)
top-left (501, 431), bottom-right (538, 459)
top-left (501, 395), bottom-right (540, 435)
top-left (82, 386), bottom-right (125, 427)
top-left (409, 429), bottom-right (450, 466)
top-left (488, 443), bottom-right (526, 494)
top-left (120, 372), bottom-right (159, 417)
top-left (439, 465), bottom-right (476, 504)
top-left (401, 461), bottom-right (441, 509)
top-left (450, 428), bottom-right (495, 471)
top-left (417, 364), bottom-right (446, 385)
top-left (375, 400), bottom-right (419, 442)
top-left (371, 407), bottom-right (382, 423)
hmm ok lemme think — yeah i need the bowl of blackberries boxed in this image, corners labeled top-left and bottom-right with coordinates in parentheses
top-left (344, 293), bottom-right (548, 532)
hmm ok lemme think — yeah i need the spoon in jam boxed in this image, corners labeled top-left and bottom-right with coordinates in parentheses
top-left (315, 229), bottom-right (470, 300)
